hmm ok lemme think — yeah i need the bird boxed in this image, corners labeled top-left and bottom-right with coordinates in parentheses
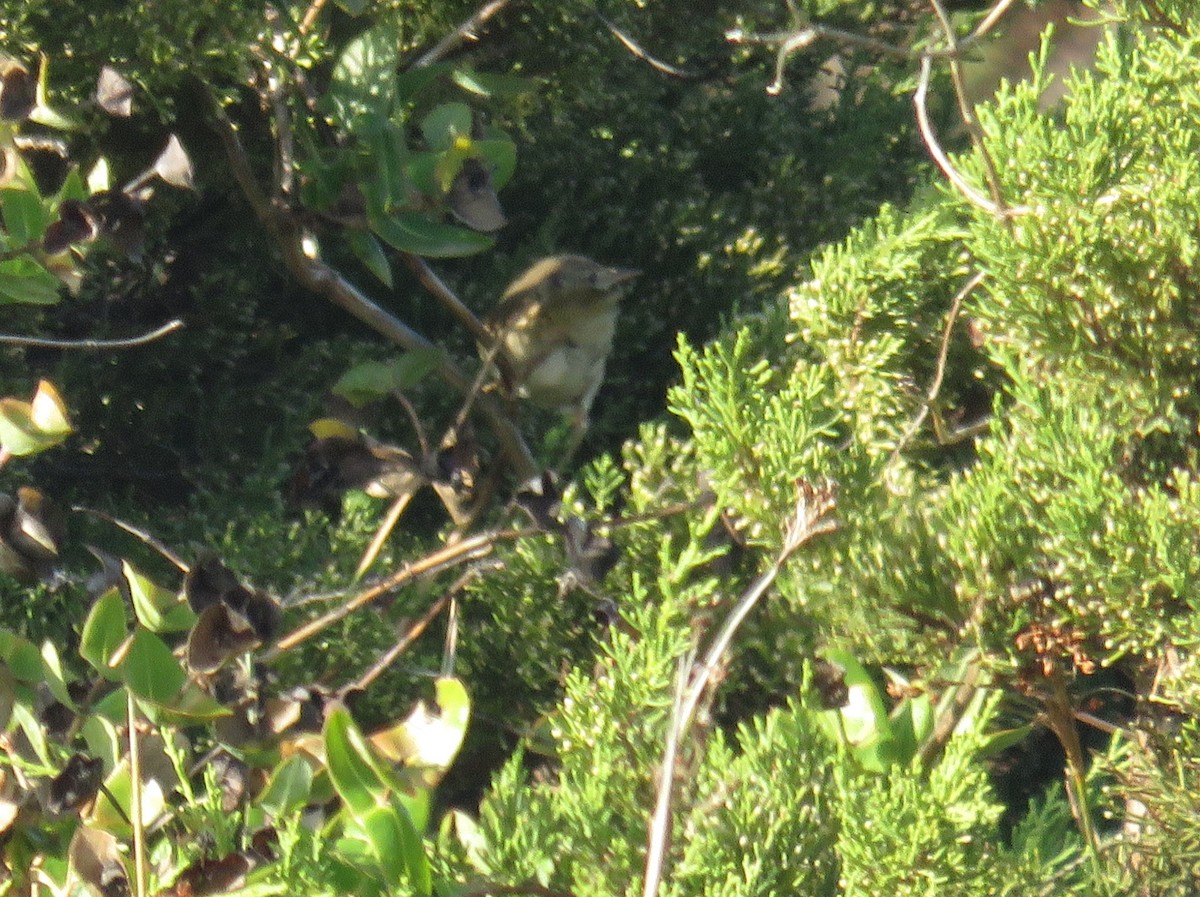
top-left (481, 254), bottom-right (640, 431)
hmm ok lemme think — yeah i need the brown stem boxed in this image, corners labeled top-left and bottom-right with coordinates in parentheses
top-left (263, 525), bottom-right (534, 658)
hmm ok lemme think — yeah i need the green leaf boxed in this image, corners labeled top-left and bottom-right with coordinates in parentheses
top-left (361, 116), bottom-right (409, 210)
top-left (40, 640), bottom-right (75, 709)
top-left (259, 754), bottom-right (314, 817)
top-left (474, 137), bottom-right (517, 190)
top-left (332, 360), bottom-right (398, 405)
top-left (57, 168), bottom-right (87, 203)
top-left (0, 629), bottom-right (45, 683)
top-left (369, 211), bottom-right (493, 258)
top-left (118, 628), bottom-right (186, 704)
top-left (124, 561), bottom-right (195, 633)
top-left (403, 152), bottom-right (439, 197)
top-left (0, 187), bottom-right (50, 244)
top-left (450, 68), bottom-right (537, 99)
top-left (363, 802), bottom-right (432, 896)
top-left (329, 23), bottom-right (401, 130)
top-left (420, 102), bottom-right (471, 152)
top-left (325, 704), bottom-right (386, 819)
top-left (391, 348), bottom-right (441, 389)
top-left (79, 590), bottom-right (128, 679)
top-left (392, 65), bottom-right (447, 106)
top-left (335, 0), bottom-right (368, 14)
top-left (0, 379), bottom-right (72, 456)
top-left (0, 257), bottom-right (62, 305)
top-left (144, 682), bottom-right (231, 723)
top-left (347, 230), bottom-right (393, 288)
top-left (81, 714), bottom-right (121, 771)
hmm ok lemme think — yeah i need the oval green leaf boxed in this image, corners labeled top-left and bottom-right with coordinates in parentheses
top-left (119, 628), bottom-right (185, 704)
top-left (325, 704), bottom-right (385, 819)
top-left (369, 211), bottom-right (493, 258)
top-left (79, 589), bottom-right (128, 678)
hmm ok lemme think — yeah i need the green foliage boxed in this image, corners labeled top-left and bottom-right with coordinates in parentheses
top-left (6, 1), bottom-right (1200, 896)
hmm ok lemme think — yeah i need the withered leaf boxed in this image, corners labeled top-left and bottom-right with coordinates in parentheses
top-left (95, 66), bottom-right (133, 117)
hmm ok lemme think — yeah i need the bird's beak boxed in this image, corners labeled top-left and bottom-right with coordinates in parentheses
top-left (596, 266), bottom-right (641, 290)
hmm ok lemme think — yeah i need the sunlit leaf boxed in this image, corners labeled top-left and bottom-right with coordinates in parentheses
top-left (450, 67), bottom-right (537, 99)
top-left (95, 65), bottom-right (133, 117)
top-left (0, 257), bottom-right (61, 305)
top-left (124, 561), bottom-right (195, 633)
top-left (258, 754), bottom-right (313, 817)
top-left (118, 628), bottom-right (185, 704)
top-left (325, 704), bottom-right (386, 819)
top-left (329, 23), bottom-right (401, 130)
top-left (369, 677), bottom-right (470, 789)
top-left (86, 158), bottom-right (110, 194)
top-left (79, 590), bottom-right (128, 679)
top-left (154, 134), bottom-right (193, 189)
top-left (40, 640), bottom-right (76, 709)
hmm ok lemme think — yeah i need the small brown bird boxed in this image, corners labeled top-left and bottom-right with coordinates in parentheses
top-left (482, 255), bottom-right (640, 429)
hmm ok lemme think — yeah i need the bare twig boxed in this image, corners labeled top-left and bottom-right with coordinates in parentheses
top-left (299, 0), bottom-right (329, 34)
top-left (401, 254), bottom-right (494, 349)
top-left (127, 693), bottom-right (148, 897)
top-left (889, 270), bottom-right (985, 464)
top-left (205, 89), bottom-right (538, 479)
top-left (927, 0), bottom-right (1011, 223)
top-left (72, 506), bottom-right (190, 572)
top-left (642, 482), bottom-right (837, 894)
top-left (0, 319), bottom-right (184, 350)
top-left (412, 0), bottom-right (514, 69)
top-left (915, 56), bottom-right (1009, 216)
top-left (595, 12), bottom-right (701, 79)
top-left (914, 652), bottom-right (981, 768)
top-left (355, 490), bottom-right (418, 580)
top-left (679, 481), bottom-right (836, 741)
top-left (263, 525), bottom-right (534, 658)
top-left (341, 579), bottom-right (461, 696)
top-left (642, 653), bottom-right (692, 897)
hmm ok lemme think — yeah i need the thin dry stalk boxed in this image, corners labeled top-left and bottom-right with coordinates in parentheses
top-left (0, 319), bottom-right (183, 350)
top-left (641, 481), bottom-right (837, 895)
top-left (127, 692), bottom-right (148, 897)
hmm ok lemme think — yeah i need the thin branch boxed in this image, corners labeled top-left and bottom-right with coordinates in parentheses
top-left (401, 254), bottom-right (494, 349)
top-left (299, 0), bottom-right (329, 34)
top-left (927, 0), bottom-right (1011, 223)
top-left (205, 88), bottom-right (538, 480)
top-left (412, 0), bottom-right (514, 69)
top-left (127, 692), bottom-right (148, 897)
top-left (643, 482), bottom-right (836, 893)
top-left (727, 0), bottom-right (1019, 94)
top-left (341, 586), bottom-right (452, 696)
top-left (914, 653), bottom-right (981, 768)
top-left (72, 506), bottom-right (190, 572)
top-left (915, 55), bottom-right (1020, 217)
top-left (263, 525), bottom-right (535, 658)
top-left (889, 270), bottom-right (984, 464)
top-left (595, 12), bottom-right (701, 79)
top-left (0, 319), bottom-right (184, 350)
top-left (643, 653), bottom-right (692, 897)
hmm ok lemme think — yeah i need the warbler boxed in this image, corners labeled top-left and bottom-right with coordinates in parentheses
top-left (482, 254), bottom-right (640, 428)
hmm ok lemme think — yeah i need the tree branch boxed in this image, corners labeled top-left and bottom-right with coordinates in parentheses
top-left (0, 319), bottom-right (184, 350)
top-left (205, 88), bottom-right (538, 480)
